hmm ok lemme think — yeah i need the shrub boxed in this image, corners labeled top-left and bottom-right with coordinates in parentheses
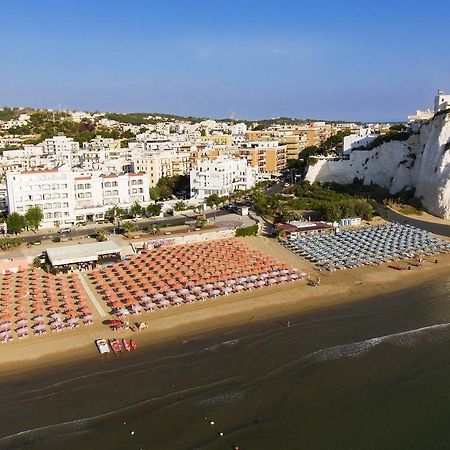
top-left (235, 224), bottom-right (259, 237)
top-left (0, 237), bottom-right (23, 250)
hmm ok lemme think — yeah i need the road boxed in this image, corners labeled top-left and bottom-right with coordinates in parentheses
top-left (377, 205), bottom-right (450, 237)
top-left (265, 181), bottom-right (288, 195)
top-left (15, 210), bottom-right (229, 244)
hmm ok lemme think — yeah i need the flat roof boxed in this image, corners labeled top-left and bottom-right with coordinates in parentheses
top-left (46, 241), bottom-right (121, 266)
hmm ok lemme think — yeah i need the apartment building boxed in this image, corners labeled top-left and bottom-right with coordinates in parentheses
top-left (239, 141), bottom-right (287, 174)
top-left (6, 166), bottom-right (150, 228)
top-left (279, 135), bottom-right (301, 160)
top-left (42, 135), bottom-right (79, 166)
top-left (190, 157), bottom-right (257, 199)
top-left (131, 149), bottom-right (191, 187)
top-left (6, 165), bottom-right (76, 228)
top-left (435, 90), bottom-right (450, 112)
top-left (78, 136), bottom-right (126, 170)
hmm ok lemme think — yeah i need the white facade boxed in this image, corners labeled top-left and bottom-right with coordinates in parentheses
top-left (6, 166), bottom-right (150, 228)
top-left (42, 135), bottom-right (79, 166)
top-left (435, 90), bottom-right (450, 112)
top-left (6, 165), bottom-right (76, 228)
top-left (231, 123), bottom-right (247, 135)
top-left (190, 157), bottom-right (257, 199)
top-left (343, 127), bottom-right (379, 154)
top-left (408, 109), bottom-right (434, 123)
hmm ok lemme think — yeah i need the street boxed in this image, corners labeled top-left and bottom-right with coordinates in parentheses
top-left (14, 210), bottom-right (230, 244)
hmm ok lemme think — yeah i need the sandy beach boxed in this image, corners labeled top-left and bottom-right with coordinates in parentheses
top-left (1, 236), bottom-right (449, 378)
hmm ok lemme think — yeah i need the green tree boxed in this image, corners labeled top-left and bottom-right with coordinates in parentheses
top-left (120, 221), bottom-right (137, 237)
top-left (105, 206), bottom-right (126, 222)
top-left (174, 201), bottom-right (188, 211)
top-left (6, 212), bottom-right (27, 234)
top-left (96, 230), bottom-right (108, 242)
top-left (149, 186), bottom-right (161, 202)
top-left (24, 206), bottom-right (43, 230)
top-left (206, 193), bottom-right (221, 208)
top-left (146, 203), bottom-right (162, 217)
top-left (128, 201), bottom-right (142, 218)
top-left (321, 203), bottom-right (342, 222)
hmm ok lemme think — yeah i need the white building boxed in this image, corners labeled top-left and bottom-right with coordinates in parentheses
top-left (190, 157), bottom-right (257, 199)
top-left (231, 123), bottom-right (247, 135)
top-left (343, 127), bottom-right (379, 154)
top-left (435, 90), bottom-right (450, 112)
top-left (408, 109), bottom-right (434, 123)
top-left (6, 166), bottom-right (150, 228)
top-left (6, 165), bottom-right (76, 228)
top-left (42, 135), bottom-right (79, 166)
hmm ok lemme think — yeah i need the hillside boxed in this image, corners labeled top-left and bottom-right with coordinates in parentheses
top-left (305, 112), bottom-right (450, 218)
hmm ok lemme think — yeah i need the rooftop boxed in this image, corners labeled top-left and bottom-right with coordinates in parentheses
top-left (46, 241), bottom-right (121, 266)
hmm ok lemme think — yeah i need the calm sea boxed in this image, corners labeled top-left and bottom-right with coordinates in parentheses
top-left (1, 276), bottom-right (450, 450)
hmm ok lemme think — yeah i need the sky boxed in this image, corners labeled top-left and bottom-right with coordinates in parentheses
top-left (1, 0), bottom-right (449, 122)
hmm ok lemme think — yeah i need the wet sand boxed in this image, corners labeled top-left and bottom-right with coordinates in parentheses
top-left (0, 236), bottom-right (449, 379)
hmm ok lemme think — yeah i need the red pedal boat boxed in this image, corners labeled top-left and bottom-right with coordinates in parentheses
top-left (110, 339), bottom-right (122, 353)
top-left (123, 339), bottom-right (131, 352)
top-left (130, 339), bottom-right (137, 350)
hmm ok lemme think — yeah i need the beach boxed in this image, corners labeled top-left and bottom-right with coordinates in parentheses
top-left (1, 259), bottom-right (450, 449)
top-left (1, 236), bottom-right (449, 379)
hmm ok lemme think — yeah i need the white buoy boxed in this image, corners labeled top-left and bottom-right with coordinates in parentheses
top-left (130, 431), bottom-right (135, 435)
top-left (210, 421), bottom-right (215, 425)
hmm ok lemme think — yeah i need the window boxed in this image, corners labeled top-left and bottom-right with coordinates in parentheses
top-left (104, 182), bottom-right (111, 188)
top-left (112, 190), bottom-right (118, 196)
top-left (112, 181), bottom-right (118, 187)
top-left (52, 193), bottom-right (60, 199)
top-left (53, 202), bottom-right (61, 209)
top-left (45, 213), bottom-right (53, 219)
top-left (63, 202), bottom-right (69, 208)
top-left (85, 192), bottom-right (92, 198)
top-left (52, 184), bottom-right (59, 190)
top-left (77, 184), bottom-right (84, 189)
top-left (85, 183), bottom-right (91, 189)
top-left (61, 193), bottom-right (68, 199)
top-left (43, 194), bottom-right (51, 200)
top-left (54, 212), bottom-right (62, 218)
top-left (42, 184), bottom-right (50, 190)
top-left (61, 184), bottom-right (68, 189)
top-left (105, 190), bottom-right (111, 196)
top-left (78, 193), bottom-right (85, 199)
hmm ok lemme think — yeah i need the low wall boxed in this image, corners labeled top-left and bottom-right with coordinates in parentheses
top-left (132, 228), bottom-right (235, 251)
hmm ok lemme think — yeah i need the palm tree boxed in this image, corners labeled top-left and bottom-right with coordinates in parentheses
top-left (120, 221), bottom-right (137, 237)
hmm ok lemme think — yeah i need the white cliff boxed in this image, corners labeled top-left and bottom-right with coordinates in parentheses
top-left (305, 112), bottom-right (450, 218)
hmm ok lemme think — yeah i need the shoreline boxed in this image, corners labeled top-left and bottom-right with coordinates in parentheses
top-left (1, 240), bottom-right (449, 379)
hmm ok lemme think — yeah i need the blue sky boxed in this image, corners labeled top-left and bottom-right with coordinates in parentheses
top-left (1, 0), bottom-right (449, 121)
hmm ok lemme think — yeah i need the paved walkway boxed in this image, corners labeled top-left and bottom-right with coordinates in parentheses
top-left (77, 273), bottom-right (108, 318)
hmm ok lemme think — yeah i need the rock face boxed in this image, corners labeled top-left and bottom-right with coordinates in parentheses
top-left (305, 112), bottom-right (450, 218)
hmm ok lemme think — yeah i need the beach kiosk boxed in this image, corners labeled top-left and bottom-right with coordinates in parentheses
top-left (46, 241), bottom-right (121, 273)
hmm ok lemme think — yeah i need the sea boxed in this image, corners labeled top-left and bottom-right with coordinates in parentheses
top-left (1, 276), bottom-right (450, 450)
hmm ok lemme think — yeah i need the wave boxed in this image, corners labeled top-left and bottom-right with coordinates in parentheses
top-left (313, 322), bottom-right (450, 363)
top-left (197, 390), bottom-right (245, 406)
top-left (203, 339), bottom-right (240, 352)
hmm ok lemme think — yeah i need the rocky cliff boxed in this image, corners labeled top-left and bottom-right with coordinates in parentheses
top-left (305, 112), bottom-right (450, 218)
